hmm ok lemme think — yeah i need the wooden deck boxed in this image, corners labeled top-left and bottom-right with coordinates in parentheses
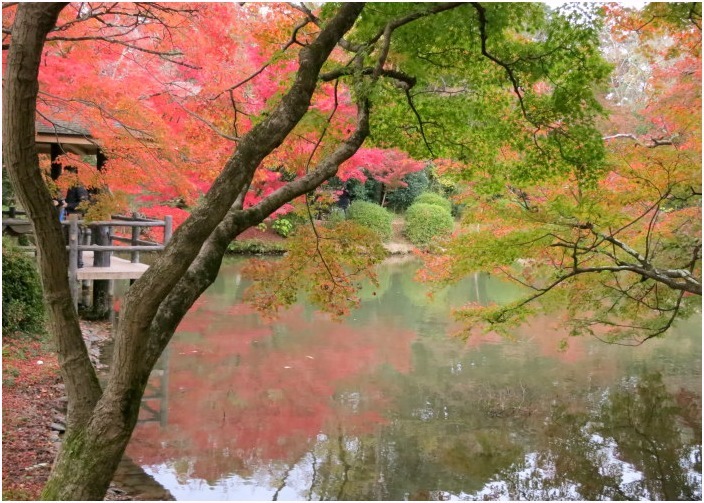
top-left (76, 252), bottom-right (149, 280)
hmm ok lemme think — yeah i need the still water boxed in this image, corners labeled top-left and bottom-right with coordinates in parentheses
top-left (125, 257), bottom-right (702, 501)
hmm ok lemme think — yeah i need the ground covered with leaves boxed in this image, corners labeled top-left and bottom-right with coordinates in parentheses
top-left (2, 337), bottom-right (63, 501)
top-left (2, 322), bottom-right (145, 501)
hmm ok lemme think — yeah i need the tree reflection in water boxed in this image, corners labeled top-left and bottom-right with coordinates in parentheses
top-left (472, 371), bottom-right (702, 501)
top-left (250, 372), bottom-right (701, 501)
top-left (126, 260), bottom-right (701, 500)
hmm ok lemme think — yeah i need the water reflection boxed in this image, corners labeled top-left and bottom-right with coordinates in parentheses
top-left (126, 258), bottom-right (702, 500)
top-left (474, 372), bottom-right (702, 501)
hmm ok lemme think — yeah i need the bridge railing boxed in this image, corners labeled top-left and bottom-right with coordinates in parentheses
top-left (2, 207), bottom-right (173, 310)
top-left (63, 213), bottom-right (173, 308)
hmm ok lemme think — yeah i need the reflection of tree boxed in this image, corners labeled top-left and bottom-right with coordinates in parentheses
top-left (126, 260), bottom-right (700, 499)
top-left (605, 372), bottom-right (701, 500)
top-left (487, 371), bottom-right (702, 500)
top-left (127, 297), bottom-right (416, 486)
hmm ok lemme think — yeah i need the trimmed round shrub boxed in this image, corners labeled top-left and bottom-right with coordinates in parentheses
top-left (2, 240), bottom-right (45, 335)
top-left (404, 203), bottom-right (454, 246)
top-left (413, 192), bottom-right (452, 213)
top-left (347, 201), bottom-right (393, 241)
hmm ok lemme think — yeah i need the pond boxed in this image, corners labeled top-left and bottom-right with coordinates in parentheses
top-left (124, 257), bottom-right (702, 501)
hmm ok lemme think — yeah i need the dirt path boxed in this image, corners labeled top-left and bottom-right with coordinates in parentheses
top-left (385, 216), bottom-right (415, 254)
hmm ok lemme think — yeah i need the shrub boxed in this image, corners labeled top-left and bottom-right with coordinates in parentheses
top-left (347, 201), bottom-right (393, 241)
top-left (326, 207), bottom-right (347, 227)
top-left (346, 177), bottom-right (377, 203)
top-left (2, 239), bottom-right (45, 336)
top-left (227, 239), bottom-right (287, 255)
top-left (404, 203), bottom-right (454, 246)
top-left (413, 192), bottom-right (452, 213)
top-left (272, 218), bottom-right (294, 237)
top-left (385, 169), bottom-right (430, 212)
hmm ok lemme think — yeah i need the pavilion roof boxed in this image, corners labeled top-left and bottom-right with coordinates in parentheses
top-left (36, 117), bottom-right (99, 156)
top-left (36, 118), bottom-right (92, 137)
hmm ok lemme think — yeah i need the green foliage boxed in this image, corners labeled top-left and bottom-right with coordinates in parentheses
top-left (385, 169), bottom-right (430, 212)
top-left (346, 178), bottom-right (377, 203)
top-left (242, 221), bottom-right (388, 319)
top-left (326, 207), bottom-right (347, 226)
top-left (413, 192), bottom-right (452, 213)
top-left (271, 218), bottom-right (294, 238)
top-left (227, 239), bottom-right (287, 255)
top-left (404, 203), bottom-right (454, 246)
top-left (2, 239), bottom-right (45, 336)
top-left (356, 3), bottom-right (610, 184)
top-left (347, 200), bottom-right (393, 241)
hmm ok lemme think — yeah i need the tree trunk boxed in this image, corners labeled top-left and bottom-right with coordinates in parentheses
top-left (2, 3), bottom-right (103, 433)
top-left (34, 4), bottom-right (366, 499)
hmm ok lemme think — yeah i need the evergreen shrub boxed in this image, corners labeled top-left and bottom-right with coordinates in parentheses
top-left (413, 192), bottom-right (452, 213)
top-left (404, 203), bottom-right (454, 246)
top-left (227, 239), bottom-right (287, 255)
top-left (2, 239), bottom-right (45, 336)
top-left (385, 170), bottom-right (430, 212)
top-left (347, 201), bottom-right (393, 241)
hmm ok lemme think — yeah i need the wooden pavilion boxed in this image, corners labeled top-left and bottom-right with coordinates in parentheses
top-left (3, 118), bottom-right (172, 312)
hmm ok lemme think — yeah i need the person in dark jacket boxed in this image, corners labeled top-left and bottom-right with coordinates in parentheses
top-left (65, 184), bottom-right (89, 216)
top-left (337, 188), bottom-right (352, 217)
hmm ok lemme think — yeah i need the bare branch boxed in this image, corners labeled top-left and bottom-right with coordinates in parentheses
top-left (603, 133), bottom-right (676, 148)
top-left (404, 88), bottom-right (434, 156)
top-left (320, 66), bottom-right (417, 89)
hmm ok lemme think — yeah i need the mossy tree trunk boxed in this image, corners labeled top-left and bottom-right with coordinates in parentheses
top-left (2, 2), bottom-right (103, 432)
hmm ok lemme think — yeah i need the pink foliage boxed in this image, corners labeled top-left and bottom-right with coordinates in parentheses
top-left (340, 148), bottom-right (425, 187)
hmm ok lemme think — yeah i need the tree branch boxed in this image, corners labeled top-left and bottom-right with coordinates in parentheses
top-left (471, 2), bottom-right (528, 120)
top-left (603, 133), bottom-right (676, 148)
top-left (144, 94), bottom-right (371, 365)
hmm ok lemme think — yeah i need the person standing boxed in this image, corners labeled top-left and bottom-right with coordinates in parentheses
top-left (337, 188), bottom-right (352, 217)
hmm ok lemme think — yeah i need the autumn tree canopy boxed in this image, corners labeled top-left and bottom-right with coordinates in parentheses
top-left (420, 2), bottom-right (701, 345)
top-left (3, 2), bottom-right (696, 500)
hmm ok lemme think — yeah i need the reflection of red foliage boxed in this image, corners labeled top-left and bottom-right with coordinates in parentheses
top-left (463, 315), bottom-right (588, 364)
top-left (127, 302), bottom-right (415, 482)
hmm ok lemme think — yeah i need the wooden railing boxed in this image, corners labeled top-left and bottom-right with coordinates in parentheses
top-left (63, 213), bottom-right (173, 308)
top-left (1, 206), bottom-right (27, 218)
top-left (2, 207), bottom-right (173, 310)
top-left (2, 206), bottom-right (31, 237)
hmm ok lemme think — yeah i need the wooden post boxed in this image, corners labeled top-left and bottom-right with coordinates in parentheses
top-left (93, 224), bottom-right (111, 266)
top-left (92, 223), bottom-right (112, 318)
top-left (81, 227), bottom-right (91, 308)
top-left (68, 213), bottom-right (79, 311)
top-left (131, 212), bottom-right (140, 264)
top-left (164, 215), bottom-right (173, 245)
top-left (9, 206), bottom-right (16, 218)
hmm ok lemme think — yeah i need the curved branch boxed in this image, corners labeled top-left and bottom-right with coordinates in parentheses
top-left (320, 66), bottom-right (417, 89)
top-left (471, 2), bottom-right (528, 120)
top-left (145, 95), bottom-right (371, 364)
top-left (404, 88), bottom-right (434, 156)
